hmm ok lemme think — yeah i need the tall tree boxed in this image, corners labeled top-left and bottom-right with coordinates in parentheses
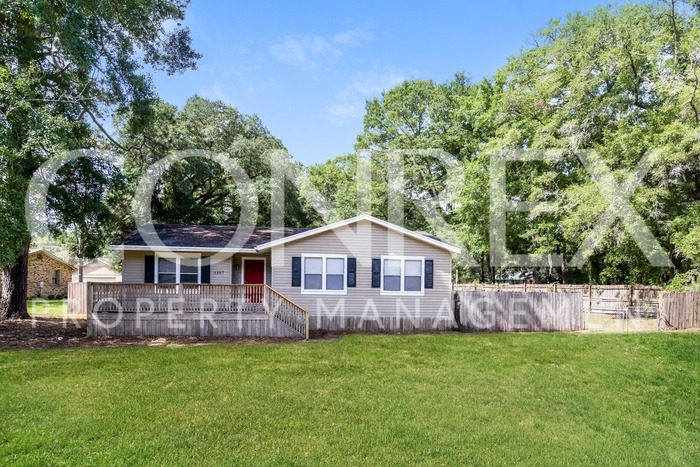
top-left (0, 0), bottom-right (199, 318)
top-left (46, 156), bottom-right (122, 282)
top-left (350, 77), bottom-right (473, 231)
top-left (112, 96), bottom-right (318, 232)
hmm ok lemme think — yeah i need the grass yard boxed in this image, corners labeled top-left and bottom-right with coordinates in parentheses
top-left (1, 333), bottom-right (699, 465)
top-left (27, 299), bottom-right (69, 317)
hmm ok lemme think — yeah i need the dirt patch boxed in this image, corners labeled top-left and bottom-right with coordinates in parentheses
top-left (0, 317), bottom-right (303, 351)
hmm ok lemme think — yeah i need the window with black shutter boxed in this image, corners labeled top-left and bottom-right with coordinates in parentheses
top-left (144, 255), bottom-right (155, 283)
top-left (291, 256), bottom-right (302, 286)
top-left (347, 258), bottom-right (356, 287)
top-left (201, 257), bottom-right (211, 284)
top-left (371, 258), bottom-right (381, 288)
top-left (424, 260), bottom-right (434, 289)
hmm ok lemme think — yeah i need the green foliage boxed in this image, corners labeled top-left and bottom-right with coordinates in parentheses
top-left (47, 156), bottom-right (123, 261)
top-left (0, 0), bottom-right (198, 316)
top-left (0, 0), bottom-right (200, 238)
top-left (112, 96), bottom-right (319, 231)
top-left (310, 2), bottom-right (700, 285)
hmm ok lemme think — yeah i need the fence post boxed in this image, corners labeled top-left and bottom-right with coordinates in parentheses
top-left (629, 284), bottom-right (634, 310)
top-left (88, 283), bottom-right (93, 314)
top-left (305, 307), bottom-right (310, 340)
top-left (263, 286), bottom-right (270, 314)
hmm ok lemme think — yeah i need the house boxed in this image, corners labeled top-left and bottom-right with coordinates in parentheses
top-left (87, 215), bottom-right (460, 338)
top-left (71, 259), bottom-right (122, 283)
top-left (28, 249), bottom-right (76, 298)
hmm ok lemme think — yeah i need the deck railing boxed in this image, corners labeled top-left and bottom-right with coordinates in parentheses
top-left (90, 283), bottom-right (267, 314)
top-left (88, 283), bottom-right (309, 338)
top-left (265, 285), bottom-right (309, 339)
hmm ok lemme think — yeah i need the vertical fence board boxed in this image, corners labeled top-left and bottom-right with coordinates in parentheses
top-left (661, 292), bottom-right (700, 330)
top-left (67, 282), bottom-right (89, 315)
top-left (457, 291), bottom-right (583, 332)
top-left (453, 284), bottom-right (661, 317)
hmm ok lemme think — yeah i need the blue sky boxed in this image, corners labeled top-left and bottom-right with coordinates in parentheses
top-left (152, 0), bottom-right (609, 165)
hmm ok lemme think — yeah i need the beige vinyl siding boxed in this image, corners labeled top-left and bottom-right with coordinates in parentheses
top-left (121, 251), bottom-right (270, 285)
top-left (122, 251), bottom-right (146, 283)
top-left (271, 219), bottom-right (454, 321)
top-left (209, 256), bottom-right (232, 284)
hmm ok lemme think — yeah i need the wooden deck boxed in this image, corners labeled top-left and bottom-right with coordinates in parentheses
top-left (82, 283), bottom-right (309, 338)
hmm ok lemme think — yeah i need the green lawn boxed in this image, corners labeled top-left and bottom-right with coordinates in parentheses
top-left (27, 299), bottom-right (69, 317)
top-left (1, 333), bottom-right (699, 465)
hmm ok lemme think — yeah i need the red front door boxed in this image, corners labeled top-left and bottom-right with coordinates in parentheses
top-left (243, 259), bottom-right (265, 303)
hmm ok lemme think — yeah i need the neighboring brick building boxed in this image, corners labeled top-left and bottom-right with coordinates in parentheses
top-left (27, 249), bottom-right (76, 298)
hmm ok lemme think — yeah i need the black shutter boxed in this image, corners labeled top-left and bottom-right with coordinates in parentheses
top-left (424, 260), bottom-right (434, 289)
top-left (347, 258), bottom-right (357, 287)
top-left (291, 256), bottom-right (302, 287)
top-left (144, 255), bottom-right (155, 283)
top-left (371, 258), bottom-right (381, 288)
top-left (201, 257), bottom-right (211, 284)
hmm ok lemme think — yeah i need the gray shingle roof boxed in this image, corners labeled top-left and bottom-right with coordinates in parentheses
top-left (113, 224), bottom-right (310, 250)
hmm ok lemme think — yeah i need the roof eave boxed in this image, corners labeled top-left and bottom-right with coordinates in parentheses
top-left (108, 245), bottom-right (258, 254)
top-left (255, 214), bottom-right (462, 254)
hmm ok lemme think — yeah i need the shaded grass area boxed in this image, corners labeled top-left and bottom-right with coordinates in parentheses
top-left (1, 333), bottom-right (699, 465)
top-left (27, 300), bottom-right (69, 317)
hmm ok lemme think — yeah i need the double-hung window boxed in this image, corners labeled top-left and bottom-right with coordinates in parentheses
top-left (156, 254), bottom-right (201, 284)
top-left (381, 256), bottom-right (424, 295)
top-left (302, 254), bottom-right (346, 294)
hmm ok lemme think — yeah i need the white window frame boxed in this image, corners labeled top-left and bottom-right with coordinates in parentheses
top-left (380, 255), bottom-right (425, 296)
top-left (301, 253), bottom-right (347, 295)
top-left (155, 253), bottom-right (201, 284)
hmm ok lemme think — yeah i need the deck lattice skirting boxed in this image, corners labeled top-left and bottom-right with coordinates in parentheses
top-left (85, 283), bottom-right (309, 339)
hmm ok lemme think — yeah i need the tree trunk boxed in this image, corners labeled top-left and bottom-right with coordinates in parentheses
top-left (78, 232), bottom-right (84, 282)
top-left (479, 255), bottom-right (486, 283)
top-left (0, 241), bottom-right (31, 320)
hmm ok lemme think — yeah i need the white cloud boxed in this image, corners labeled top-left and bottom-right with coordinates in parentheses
top-left (326, 71), bottom-right (408, 123)
top-left (331, 28), bottom-right (373, 46)
top-left (270, 28), bottom-right (372, 68)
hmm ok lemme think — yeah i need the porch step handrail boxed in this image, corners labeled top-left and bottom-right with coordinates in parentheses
top-left (264, 285), bottom-right (309, 339)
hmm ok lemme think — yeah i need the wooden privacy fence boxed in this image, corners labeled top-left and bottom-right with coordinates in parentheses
top-left (454, 284), bottom-right (661, 317)
top-left (660, 292), bottom-right (700, 330)
top-left (67, 282), bottom-right (89, 315)
top-left (456, 291), bottom-right (584, 332)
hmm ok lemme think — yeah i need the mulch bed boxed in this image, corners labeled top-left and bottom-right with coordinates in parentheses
top-left (0, 317), bottom-right (305, 351)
